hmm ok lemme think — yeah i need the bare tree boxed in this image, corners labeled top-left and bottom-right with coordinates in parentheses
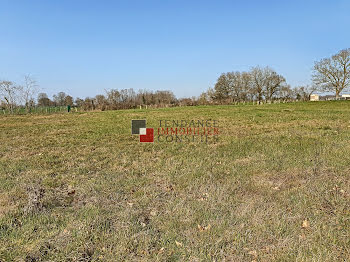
top-left (53, 92), bottom-right (67, 106)
top-left (206, 87), bottom-right (215, 102)
top-left (82, 97), bottom-right (95, 110)
top-left (250, 66), bottom-right (265, 103)
top-left (241, 72), bottom-right (252, 101)
top-left (154, 90), bottom-right (176, 105)
top-left (313, 48), bottom-right (350, 99)
top-left (227, 72), bottom-right (242, 102)
top-left (278, 85), bottom-right (294, 101)
top-left (249, 66), bottom-right (286, 102)
top-left (197, 91), bottom-right (211, 105)
top-left (137, 89), bottom-right (154, 105)
top-left (106, 89), bottom-right (121, 109)
top-left (0, 80), bottom-right (22, 113)
top-left (21, 75), bottom-right (38, 112)
top-left (75, 97), bottom-right (84, 107)
top-left (95, 94), bottom-right (107, 110)
top-left (294, 85), bottom-right (318, 101)
top-left (264, 68), bottom-right (286, 101)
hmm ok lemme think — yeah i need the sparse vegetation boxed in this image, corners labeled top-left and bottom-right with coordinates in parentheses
top-left (1, 101), bottom-right (349, 261)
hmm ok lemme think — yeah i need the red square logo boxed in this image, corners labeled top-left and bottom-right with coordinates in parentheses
top-left (140, 128), bottom-right (154, 143)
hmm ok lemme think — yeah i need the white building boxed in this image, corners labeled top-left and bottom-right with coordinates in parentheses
top-left (310, 94), bottom-right (319, 101)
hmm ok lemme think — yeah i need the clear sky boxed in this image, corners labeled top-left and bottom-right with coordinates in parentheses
top-left (1, 0), bottom-right (349, 99)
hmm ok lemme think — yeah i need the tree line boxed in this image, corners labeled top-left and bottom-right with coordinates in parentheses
top-left (37, 89), bottom-right (178, 111)
top-left (208, 66), bottom-right (311, 103)
top-left (1, 48), bottom-right (349, 113)
top-left (210, 48), bottom-right (350, 103)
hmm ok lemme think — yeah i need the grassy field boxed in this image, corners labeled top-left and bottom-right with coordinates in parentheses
top-left (0, 101), bottom-right (349, 261)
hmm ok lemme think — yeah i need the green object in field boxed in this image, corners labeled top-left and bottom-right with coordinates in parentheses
top-left (67, 105), bottom-right (71, 112)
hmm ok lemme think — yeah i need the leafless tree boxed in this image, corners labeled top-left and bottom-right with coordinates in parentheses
top-left (82, 97), bottom-right (95, 110)
top-left (75, 97), bottom-right (84, 107)
top-left (53, 92), bottom-right (67, 106)
top-left (240, 72), bottom-right (252, 101)
top-left (21, 75), bottom-right (38, 112)
top-left (138, 89), bottom-right (152, 105)
top-left (0, 80), bottom-right (22, 113)
top-left (106, 89), bottom-right (121, 109)
top-left (227, 72), bottom-right (242, 101)
top-left (197, 91), bottom-right (210, 105)
top-left (278, 85), bottom-right (294, 101)
top-left (294, 85), bottom-right (318, 101)
top-left (264, 68), bottom-right (286, 100)
top-left (249, 66), bottom-right (286, 102)
top-left (179, 97), bottom-right (195, 106)
top-left (250, 66), bottom-right (265, 103)
top-left (313, 48), bottom-right (350, 99)
top-left (154, 90), bottom-right (176, 105)
top-left (95, 94), bottom-right (107, 110)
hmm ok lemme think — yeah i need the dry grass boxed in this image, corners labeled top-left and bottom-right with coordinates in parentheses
top-left (0, 101), bottom-right (349, 261)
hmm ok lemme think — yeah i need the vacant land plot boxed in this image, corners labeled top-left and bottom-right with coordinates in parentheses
top-left (0, 102), bottom-right (349, 261)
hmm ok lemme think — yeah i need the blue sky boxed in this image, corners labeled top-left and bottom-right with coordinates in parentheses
top-left (1, 0), bottom-right (349, 99)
